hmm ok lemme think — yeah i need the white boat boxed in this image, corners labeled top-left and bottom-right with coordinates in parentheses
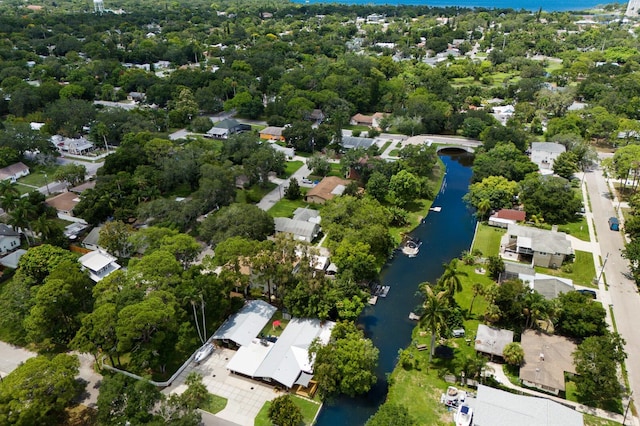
top-left (440, 386), bottom-right (466, 407)
top-left (454, 404), bottom-right (473, 426)
top-left (194, 343), bottom-right (214, 363)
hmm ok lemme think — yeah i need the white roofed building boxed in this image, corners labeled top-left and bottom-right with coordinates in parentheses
top-left (211, 300), bottom-right (277, 347)
top-left (530, 142), bottom-right (566, 172)
top-left (78, 250), bottom-right (121, 282)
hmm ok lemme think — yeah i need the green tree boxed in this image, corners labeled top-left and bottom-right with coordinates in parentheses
top-left (0, 354), bottom-right (81, 425)
top-left (519, 174), bottom-right (581, 224)
top-left (552, 151), bottom-right (579, 180)
top-left (53, 163), bottom-right (87, 188)
top-left (285, 178), bottom-right (301, 200)
top-left (365, 171), bottom-right (389, 202)
top-left (438, 258), bottom-right (467, 299)
top-left (472, 142), bottom-right (538, 183)
top-left (98, 221), bottom-right (134, 258)
top-left (502, 342), bottom-right (525, 366)
top-left (469, 282), bottom-right (484, 315)
top-left (419, 284), bottom-right (449, 363)
top-left (244, 147), bottom-right (286, 187)
top-left (332, 239), bottom-right (378, 281)
top-left (181, 372), bottom-right (210, 410)
top-left (97, 374), bottom-right (161, 425)
top-left (574, 333), bottom-right (627, 410)
top-left (366, 403), bottom-right (416, 426)
top-left (464, 175), bottom-right (519, 213)
top-left (71, 303), bottom-right (120, 365)
top-left (268, 395), bottom-right (303, 426)
top-left (389, 170), bottom-right (420, 207)
top-left (311, 321), bottom-right (378, 398)
top-left (554, 291), bottom-right (607, 339)
top-left (199, 203), bottom-right (274, 247)
top-left (306, 154), bottom-right (331, 177)
top-left (17, 244), bottom-right (77, 285)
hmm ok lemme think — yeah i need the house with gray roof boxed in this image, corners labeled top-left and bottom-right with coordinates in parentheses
top-left (206, 118), bottom-right (251, 139)
top-left (520, 330), bottom-right (577, 395)
top-left (0, 162), bottom-right (29, 182)
top-left (211, 300), bottom-right (277, 347)
top-left (226, 318), bottom-right (335, 388)
top-left (274, 217), bottom-right (320, 243)
top-left (0, 224), bottom-right (21, 254)
top-left (292, 207), bottom-right (321, 224)
top-left (341, 136), bottom-right (375, 150)
top-left (530, 142), bottom-right (566, 172)
top-left (501, 224), bottom-right (573, 268)
top-left (473, 384), bottom-right (583, 426)
top-left (474, 324), bottom-right (513, 359)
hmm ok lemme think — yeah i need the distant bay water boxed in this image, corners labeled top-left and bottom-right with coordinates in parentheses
top-left (293, 0), bottom-right (610, 12)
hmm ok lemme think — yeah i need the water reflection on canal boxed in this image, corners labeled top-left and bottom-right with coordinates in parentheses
top-left (315, 152), bottom-right (476, 426)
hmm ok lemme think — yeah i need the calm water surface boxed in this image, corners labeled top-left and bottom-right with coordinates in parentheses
top-left (315, 153), bottom-right (477, 426)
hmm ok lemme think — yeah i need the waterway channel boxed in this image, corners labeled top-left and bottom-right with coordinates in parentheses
top-left (315, 152), bottom-right (477, 426)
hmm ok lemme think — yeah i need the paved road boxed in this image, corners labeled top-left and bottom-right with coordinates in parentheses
top-left (0, 341), bottom-right (36, 379)
top-left (585, 163), bottom-right (640, 416)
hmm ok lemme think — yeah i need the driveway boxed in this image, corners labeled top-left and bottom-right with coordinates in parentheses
top-left (256, 159), bottom-right (312, 211)
top-left (585, 163), bottom-right (640, 408)
top-left (0, 341), bottom-right (36, 378)
top-left (164, 347), bottom-right (278, 426)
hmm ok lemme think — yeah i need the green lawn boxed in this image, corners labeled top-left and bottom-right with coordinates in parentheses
top-left (283, 161), bottom-right (304, 178)
top-left (255, 395), bottom-right (321, 426)
top-left (471, 224), bottom-right (505, 257)
top-left (388, 149), bottom-right (400, 157)
top-left (557, 216), bottom-right (590, 242)
top-left (534, 250), bottom-right (597, 287)
top-left (201, 393), bottom-right (228, 414)
top-left (327, 163), bottom-right (343, 178)
top-left (236, 183), bottom-right (277, 204)
top-left (584, 414), bottom-right (622, 426)
top-left (268, 198), bottom-right (315, 218)
top-left (380, 140), bottom-right (392, 153)
top-left (17, 164), bottom-right (59, 187)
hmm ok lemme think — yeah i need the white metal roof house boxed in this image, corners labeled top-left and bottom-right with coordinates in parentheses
top-left (78, 250), bottom-right (121, 282)
top-left (530, 142), bottom-right (566, 172)
top-left (226, 318), bottom-right (335, 388)
top-left (274, 217), bottom-right (320, 243)
top-left (501, 224), bottom-right (573, 268)
top-left (473, 384), bottom-right (583, 426)
top-left (211, 300), bottom-right (277, 347)
top-left (0, 162), bottom-right (30, 182)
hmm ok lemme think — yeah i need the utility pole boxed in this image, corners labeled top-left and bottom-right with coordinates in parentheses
top-left (623, 391), bottom-right (633, 425)
top-left (596, 252), bottom-right (610, 284)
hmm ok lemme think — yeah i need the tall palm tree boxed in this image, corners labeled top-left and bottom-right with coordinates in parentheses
top-left (0, 180), bottom-right (20, 212)
top-left (438, 258), bottom-right (467, 299)
top-left (8, 198), bottom-right (37, 245)
top-left (468, 282), bottom-right (484, 317)
top-left (477, 198), bottom-right (492, 221)
top-left (32, 215), bottom-right (62, 243)
top-left (419, 283), bottom-right (449, 364)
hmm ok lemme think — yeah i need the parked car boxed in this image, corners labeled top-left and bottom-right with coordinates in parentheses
top-left (609, 217), bottom-right (619, 231)
top-left (576, 289), bottom-right (597, 299)
top-left (302, 177), bottom-right (313, 184)
top-left (452, 328), bottom-right (465, 338)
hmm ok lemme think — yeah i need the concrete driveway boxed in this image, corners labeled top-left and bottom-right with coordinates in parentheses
top-left (0, 341), bottom-right (36, 378)
top-left (256, 159), bottom-right (312, 211)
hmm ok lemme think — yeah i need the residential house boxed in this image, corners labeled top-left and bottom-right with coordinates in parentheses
top-left (474, 324), bottom-right (514, 359)
top-left (501, 261), bottom-right (575, 300)
top-left (78, 250), bottom-right (121, 282)
top-left (304, 176), bottom-right (351, 204)
top-left (349, 112), bottom-right (387, 129)
top-left (473, 384), bottom-right (583, 426)
top-left (45, 192), bottom-right (80, 216)
top-left (0, 248), bottom-right (27, 269)
top-left (211, 300), bottom-right (277, 347)
top-left (306, 109), bottom-right (324, 125)
top-left (500, 224), bottom-right (573, 268)
top-left (81, 226), bottom-right (103, 251)
top-left (491, 105), bottom-right (515, 125)
top-left (269, 143), bottom-right (294, 160)
top-left (520, 330), bottom-right (578, 395)
top-left (0, 162), bottom-right (29, 182)
top-left (70, 180), bottom-right (96, 194)
top-left (226, 317), bottom-right (335, 389)
top-left (341, 136), bottom-right (376, 150)
top-left (51, 135), bottom-right (94, 155)
top-left (530, 142), bottom-right (566, 172)
top-left (292, 207), bottom-right (321, 225)
top-left (274, 217), bottom-right (320, 243)
top-left (206, 118), bottom-right (251, 139)
top-left (488, 209), bottom-right (526, 228)
top-left (0, 224), bottom-right (21, 254)
top-left (127, 92), bottom-right (146, 102)
top-left (259, 126), bottom-right (286, 142)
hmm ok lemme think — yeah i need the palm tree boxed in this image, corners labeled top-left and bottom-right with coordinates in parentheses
top-left (32, 215), bottom-right (62, 243)
top-left (468, 282), bottom-right (484, 316)
top-left (477, 198), bottom-right (492, 221)
top-left (8, 198), bottom-right (37, 245)
top-left (419, 283), bottom-right (449, 364)
top-left (438, 259), bottom-right (467, 299)
top-left (0, 180), bottom-right (20, 212)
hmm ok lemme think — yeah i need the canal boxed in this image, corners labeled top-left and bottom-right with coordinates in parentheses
top-left (315, 152), bottom-right (477, 425)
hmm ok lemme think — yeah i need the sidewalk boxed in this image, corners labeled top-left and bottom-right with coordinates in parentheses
top-left (487, 362), bottom-right (634, 425)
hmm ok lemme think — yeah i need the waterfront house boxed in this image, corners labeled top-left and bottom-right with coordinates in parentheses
top-left (488, 209), bottom-right (526, 228)
top-left (474, 324), bottom-right (513, 359)
top-left (274, 217), bottom-right (320, 243)
top-left (500, 224), bottom-right (572, 268)
top-left (473, 384), bottom-right (583, 426)
top-left (211, 300), bottom-right (277, 347)
top-left (520, 330), bottom-right (577, 395)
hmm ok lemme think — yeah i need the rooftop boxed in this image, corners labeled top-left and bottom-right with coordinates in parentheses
top-left (507, 224), bottom-right (572, 256)
top-left (305, 176), bottom-right (351, 203)
top-left (520, 330), bottom-right (577, 392)
top-left (531, 142), bottom-right (567, 154)
top-left (475, 324), bottom-right (514, 357)
top-left (211, 300), bottom-right (277, 347)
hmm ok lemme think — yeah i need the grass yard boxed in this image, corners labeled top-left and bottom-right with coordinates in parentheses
top-left (380, 140), bottom-right (392, 153)
top-left (388, 149), bottom-right (401, 157)
top-left (583, 414), bottom-right (622, 426)
top-left (534, 250), bottom-right (597, 287)
top-left (17, 165), bottom-right (58, 187)
top-left (201, 393), bottom-right (228, 414)
top-left (255, 395), bottom-right (321, 426)
top-left (471, 224), bottom-right (505, 257)
top-left (236, 183), bottom-right (277, 204)
top-left (453, 264), bottom-right (493, 318)
top-left (327, 163), bottom-right (343, 178)
top-left (283, 161), bottom-right (304, 178)
top-left (268, 197), bottom-right (314, 218)
top-left (557, 216), bottom-right (590, 242)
